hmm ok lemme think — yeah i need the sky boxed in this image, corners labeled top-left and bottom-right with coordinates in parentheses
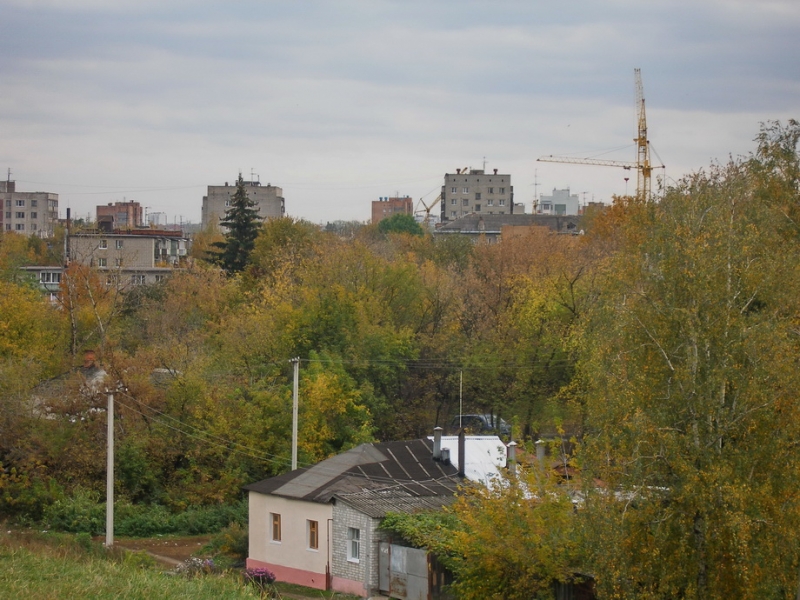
top-left (2, 0), bottom-right (799, 225)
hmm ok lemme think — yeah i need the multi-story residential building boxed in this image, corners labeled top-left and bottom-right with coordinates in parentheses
top-left (440, 168), bottom-right (513, 223)
top-left (96, 201), bottom-right (144, 229)
top-left (69, 229), bottom-right (188, 287)
top-left (537, 188), bottom-right (581, 216)
top-left (1, 180), bottom-right (59, 237)
top-left (371, 196), bottom-right (413, 224)
top-left (201, 179), bottom-right (284, 230)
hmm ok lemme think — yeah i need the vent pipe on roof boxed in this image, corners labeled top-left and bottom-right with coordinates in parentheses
top-left (458, 429), bottom-right (466, 478)
top-left (507, 441), bottom-right (517, 476)
top-left (433, 426), bottom-right (443, 460)
top-left (535, 439), bottom-right (546, 470)
top-left (494, 168), bottom-right (498, 174)
top-left (441, 447), bottom-right (451, 465)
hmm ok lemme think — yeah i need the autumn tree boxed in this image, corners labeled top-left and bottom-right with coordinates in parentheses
top-left (208, 174), bottom-right (263, 273)
top-left (579, 121), bottom-right (800, 598)
top-left (377, 213), bottom-right (424, 236)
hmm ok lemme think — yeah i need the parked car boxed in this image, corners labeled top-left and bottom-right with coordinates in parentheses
top-left (449, 414), bottom-right (511, 437)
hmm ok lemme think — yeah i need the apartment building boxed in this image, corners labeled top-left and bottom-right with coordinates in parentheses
top-left (537, 188), bottom-right (581, 216)
top-left (371, 196), bottom-right (413, 224)
top-left (1, 180), bottom-right (59, 237)
top-left (201, 179), bottom-right (284, 230)
top-left (440, 168), bottom-right (513, 223)
top-left (96, 201), bottom-right (144, 229)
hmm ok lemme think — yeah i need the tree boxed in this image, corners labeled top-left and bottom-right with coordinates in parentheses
top-left (377, 213), bottom-right (424, 236)
top-left (579, 121), bottom-right (800, 598)
top-left (207, 174), bottom-right (263, 273)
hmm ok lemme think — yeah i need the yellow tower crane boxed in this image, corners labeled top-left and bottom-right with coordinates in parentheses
top-left (415, 193), bottom-right (441, 229)
top-left (537, 68), bottom-right (662, 201)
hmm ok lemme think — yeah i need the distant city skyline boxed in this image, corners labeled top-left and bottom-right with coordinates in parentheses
top-left (2, 1), bottom-right (798, 224)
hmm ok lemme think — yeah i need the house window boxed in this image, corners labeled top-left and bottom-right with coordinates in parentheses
top-left (308, 520), bottom-right (319, 550)
top-left (347, 527), bottom-right (360, 562)
top-left (4, 212), bottom-right (9, 219)
top-left (15, 224), bottom-right (24, 231)
top-left (99, 240), bottom-right (108, 249)
top-left (462, 187), bottom-right (469, 194)
top-left (475, 204), bottom-right (481, 211)
top-left (40, 272), bottom-right (61, 284)
top-left (15, 200), bottom-right (25, 207)
top-left (462, 199), bottom-right (468, 206)
top-left (31, 200), bottom-right (37, 207)
top-left (475, 193), bottom-right (481, 200)
top-left (450, 187), bottom-right (457, 193)
top-left (488, 187), bottom-right (494, 194)
top-left (30, 212), bottom-right (37, 219)
top-left (487, 199), bottom-right (494, 206)
top-left (98, 258), bottom-right (107, 267)
top-left (499, 199), bottom-right (506, 206)
top-left (15, 212), bottom-right (25, 219)
top-left (271, 513), bottom-right (281, 542)
top-left (451, 199), bottom-right (457, 205)
top-left (115, 240), bottom-right (124, 249)
top-left (451, 211), bottom-right (457, 217)
top-left (154, 274), bottom-right (166, 283)
top-left (115, 258), bottom-right (123, 267)
top-left (499, 187), bottom-right (505, 194)
top-left (5, 224), bottom-right (10, 230)
top-left (31, 224), bottom-right (37, 231)
top-left (130, 274), bottom-right (146, 285)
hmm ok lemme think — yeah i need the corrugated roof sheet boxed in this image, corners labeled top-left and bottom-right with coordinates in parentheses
top-left (244, 436), bottom-right (507, 504)
top-left (334, 486), bottom-right (459, 518)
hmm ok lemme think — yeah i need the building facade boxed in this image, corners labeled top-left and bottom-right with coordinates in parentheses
top-left (201, 180), bottom-right (284, 230)
top-left (96, 201), bottom-right (144, 229)
top-left (538, 188), bottom-right (581, 216)
top-left (69, 230), bottom-right (188, 286)
top-left (440, 168), bottom-right (513, 223)
top-left (1, 180), bottom-right (59, 237)
top-left (371, 196), bottom-right (413, 224)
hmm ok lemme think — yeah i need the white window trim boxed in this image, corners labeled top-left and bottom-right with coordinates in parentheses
top-left (347, 527), bottom-right (360, 563)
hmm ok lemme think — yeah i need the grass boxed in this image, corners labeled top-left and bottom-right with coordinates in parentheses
top-left (0, 530), bottom-right (258, 600)
top-left (273, 580), bottom-right (363, 599)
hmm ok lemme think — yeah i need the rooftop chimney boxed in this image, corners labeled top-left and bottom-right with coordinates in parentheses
top-left (493, 168), bottom-right (498, 175)
top-left (83, 349), bottom-right (96, 369)
top-left (507, 441), bottom-right (517, 476)
top-left (458, 429), bottom-right (466, 478)
top-left (535, 439), bottom-right (546, 470)
top-left (433, 426), bottom-right (443, 460)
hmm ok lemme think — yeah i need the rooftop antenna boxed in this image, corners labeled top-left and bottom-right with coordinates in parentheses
top-left (482, 156), bottom-right (487, 171)
top-left (532, 169), bottom-right (540, 213)
top-left (6, 168), bottom-right (10, 182)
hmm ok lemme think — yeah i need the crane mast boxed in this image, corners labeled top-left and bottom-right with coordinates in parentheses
top-left (537, 68), bottom-right (661, 201)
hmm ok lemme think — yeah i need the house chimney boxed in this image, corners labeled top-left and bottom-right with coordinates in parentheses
top-left (441, 447), bottom-right (451, 464)
top-left (433, 426), bottom-right (443, 460)
top-left (83, 349), bottom-right (96, 369)
top-left (507, 441), bottom-right (517, 476)
top-left (493, 168), bottom-right (498, 175)
top-left (535, 439), bottom-right (546, 469)
top-left (458, 429), bottom-right (466, 478)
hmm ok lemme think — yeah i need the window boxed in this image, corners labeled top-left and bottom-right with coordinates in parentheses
top-left (115, 258), bottom-right (123, 267)
top-left (115, 240), bottom-right (124, 249)
top-left (347, 527), bottom-right (360, 562)
top-left (451, 187), bottom-right (457, 193)
top-left (462, 199), bottom-right (468, 206)
top-left (15, 224), bottom-right (24, 231)
top-left (97, 258), bottom-right (107, 267)
top-left (451, 198), bottom-right (457, 205)
top-left (40, 272), bottom-right (61, 284)
top-left (30, 212), bottom-right (37, 219)
top-left (308, 520), bottom-right (319, 550)
top-left (487, 199), bottom-right (494, 206)
top-left (99, 240), bottom-right (108, 249)
top-left (451, 211), bottom-right (457, 217)
top-left (499, 187), bottom-right (505, 194)
top-left (15, 200), bottom-right (25, 207)
top-left (31, 200), bottom-right (37, 207)
top-left (475, 193), bottom-right (481, 200)
top-left (154, 274), bottom-right (166, 283)
top-left (31, 224), bottom-right (37, 231)
top-left (271, 513), bottom-right (281, 542)
top-left (4, 212), bottom-right (9, 219)
top-left (15, 212), bottom-right (25, 219)
top-left (131, 274), bottom-right (146, 285)
top-left (488, 187), bottom-right (494, 194)
top-left (475, 204), bottom-right (481, 211)
top-left (499, 199), bottom-right (506, 206)
top-left (4, 200), bottom-right (9, 207)
top-left (462, 187), bottom-right (469, 194)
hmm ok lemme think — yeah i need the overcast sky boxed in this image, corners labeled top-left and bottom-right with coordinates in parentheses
top-left (2, 0), bottom-right (798, 225)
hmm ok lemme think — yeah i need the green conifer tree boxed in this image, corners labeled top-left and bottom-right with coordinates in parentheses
top-left (208, 174), bottom-right (263, 273)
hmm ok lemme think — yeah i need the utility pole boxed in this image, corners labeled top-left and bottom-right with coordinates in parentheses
top-left (291, 357), bottom-right (300, 470)
top-left (106, 387), bottom-right (114, 547)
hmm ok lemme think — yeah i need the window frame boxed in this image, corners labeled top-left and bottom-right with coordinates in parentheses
top-left (115, 239), bottom-right (124, 249)
top-left (271, 513), bottom-right (282, 543)
top-left (308, 520), bottom-right (319, 550)
top-left (347, 527), bottom-right (360, 563)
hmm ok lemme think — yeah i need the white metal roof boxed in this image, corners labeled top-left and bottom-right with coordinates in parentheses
top-left (430, 435), bottom-right (507, 488)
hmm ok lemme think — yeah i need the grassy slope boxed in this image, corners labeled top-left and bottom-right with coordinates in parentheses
top-left (0, 532), bottom-right (257, 600)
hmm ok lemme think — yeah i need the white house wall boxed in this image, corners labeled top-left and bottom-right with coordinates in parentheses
top-left (331, 500), bottom-right (384, 598)
top-left (247, 492), bottom-right (332, 591)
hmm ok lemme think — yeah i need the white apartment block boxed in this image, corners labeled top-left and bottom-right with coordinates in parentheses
top-left (440, 168), bottom-right (513, 223)
top-left (201, 180), bottom-right (284, 230)
top-left (1, 181), bottom-right (59, 237)
top-left (538, 188), bottom-right (581, 216)
top-left (69, 231), bottom-right (187, 287)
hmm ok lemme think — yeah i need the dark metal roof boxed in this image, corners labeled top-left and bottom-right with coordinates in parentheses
top-left (334, 486), bottom-right (459, 518)
top-left (244, 438), bottom-right (461, 504)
